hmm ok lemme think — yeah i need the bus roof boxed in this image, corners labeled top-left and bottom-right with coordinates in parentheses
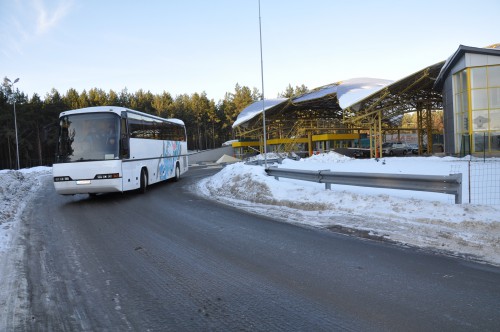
top-left (59, 106), bottom-right (185, 126)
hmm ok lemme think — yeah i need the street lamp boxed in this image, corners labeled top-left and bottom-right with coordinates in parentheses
top-left (4, 77), bottom-right (20, 170)
top-left (258, 0), bottom-right (268, 168)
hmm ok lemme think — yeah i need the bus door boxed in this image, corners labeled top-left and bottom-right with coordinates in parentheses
top-left (120, 111), bottom-right (138, 191)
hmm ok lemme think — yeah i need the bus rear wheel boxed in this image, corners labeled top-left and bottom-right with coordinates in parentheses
top-left (140, 168), bottom-right (148, 193)
top-left (174, 164), bottom-right (180, 182)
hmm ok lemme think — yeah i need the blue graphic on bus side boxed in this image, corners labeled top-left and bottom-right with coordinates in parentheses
top-left (157, 141), bottom-right (181, 180)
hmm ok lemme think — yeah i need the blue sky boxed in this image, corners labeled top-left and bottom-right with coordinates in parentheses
top-left (1, 0), bottom-right (499, 103)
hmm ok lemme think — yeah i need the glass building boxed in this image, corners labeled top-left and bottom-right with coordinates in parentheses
top-left (435, 44), bottom-right (500, 155)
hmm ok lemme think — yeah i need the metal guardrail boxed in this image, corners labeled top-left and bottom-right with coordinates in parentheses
top-left (245, 158), bottom-right (283, 166)
top-left (265, 167), bottom-right (463, 204)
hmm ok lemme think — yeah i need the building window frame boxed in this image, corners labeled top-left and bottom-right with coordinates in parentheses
top-left (453, 64), bottom-right (500, 154)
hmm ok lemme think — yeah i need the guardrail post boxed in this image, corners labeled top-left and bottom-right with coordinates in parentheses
top-left (318, 170), bottom-right (331, 190)
top-left (453, 173), bottom-right (463, 204)
top-left (267, 166), bottom-right (280, 180)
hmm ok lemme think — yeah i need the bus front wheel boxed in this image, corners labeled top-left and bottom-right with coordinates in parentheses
top-left (140, 168), bottom-right (148, 193)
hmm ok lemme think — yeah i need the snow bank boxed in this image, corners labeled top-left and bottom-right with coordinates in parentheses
top-left (197, 154), bottom-right (500, 266)
top-left (0, 167), bottom-right (52, 252)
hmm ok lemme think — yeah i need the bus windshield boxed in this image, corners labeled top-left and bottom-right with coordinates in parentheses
top-left (56, 113), bottom-right (120, 162)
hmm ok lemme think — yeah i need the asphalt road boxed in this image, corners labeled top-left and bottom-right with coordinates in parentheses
top-left (9, 166), bottom-right (500, 331)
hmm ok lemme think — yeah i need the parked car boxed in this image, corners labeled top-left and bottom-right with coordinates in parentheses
top-left (352, 148), bottom-right (370, 158)
top-left (410, 144), bottom-right (427, 154)
top-left (407, 143), bottom-right (418, 152)
top-left (381, 142), bottom-right (408, 156)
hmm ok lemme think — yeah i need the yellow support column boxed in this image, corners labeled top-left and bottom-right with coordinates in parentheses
top-left (369, 124), bottom-right (374, 158)
top-left (378, 111), bottom-right (383, 158)
top-left (308, 131), bottom-right (313, 156)
top-left (416, 104), bottom-right (424, 154)
top-left (425, 105), bottom-right (433, 154)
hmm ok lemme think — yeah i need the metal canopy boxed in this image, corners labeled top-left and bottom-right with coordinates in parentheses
top-left (232, 76), bottom-right (412, 131)
top-left (232, 98), bottom-right (288, 129)
top-left (232, 61), bottom-right (446, 157)
top-left (342, 61), bottom-right (445, 125)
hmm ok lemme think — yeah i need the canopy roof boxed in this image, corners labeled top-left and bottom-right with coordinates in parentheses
top-left (343, 61), bottom-right (445, 124)
top-left (232, 43), bottom-right (497, 130)
top-left (232, 98), bottom-right (288, 128)
top-left (292, 83), bottom-right (338, 103)
top-left (336, 77), bottom-right (394, 109)
top-left (232, 78), bottom-right (393, 128)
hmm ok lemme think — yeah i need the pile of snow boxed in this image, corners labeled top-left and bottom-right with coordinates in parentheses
top-left (197, 152), bottom-right (500, 266)
top-left (0, 167), bottom-right (52, 252)
top-left (216, 154), bottom-right (240, 164)
top-left (245, 152), bottom-right (289, 161)
top-left (303, 150), bottom-right (352, 163)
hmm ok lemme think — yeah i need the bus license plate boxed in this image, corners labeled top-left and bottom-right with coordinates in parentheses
top-left (76, 180), bottom-right (91, 185)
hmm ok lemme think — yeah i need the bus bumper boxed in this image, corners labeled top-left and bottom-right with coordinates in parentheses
top-left (54, 178), bottom-right (122, 195)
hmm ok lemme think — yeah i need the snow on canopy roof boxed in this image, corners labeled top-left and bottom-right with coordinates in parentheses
top-left (292, 83), bottom-right (339, 103)
top-left (167, 118), bottom-right (185, 126)
top-left (232, 98), bottom-right (288, 128)
top-left (336, 77), bottom-right (394, 109)
top-left (231, 79), bottom-right (393, 128)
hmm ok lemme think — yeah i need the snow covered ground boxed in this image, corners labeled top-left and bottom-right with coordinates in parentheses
top-left (0, 167), bottom-right (51, 253)
top-left (1, 154), bottom-right (499, 267)
top-left (196, 152), bottom-right (500, 266)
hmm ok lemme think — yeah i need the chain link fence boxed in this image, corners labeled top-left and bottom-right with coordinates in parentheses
top-left (450, 159), bottom-right (500, 206)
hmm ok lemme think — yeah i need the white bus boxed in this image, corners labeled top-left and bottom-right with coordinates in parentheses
top-left (53, 106), bottom-right (188, 195)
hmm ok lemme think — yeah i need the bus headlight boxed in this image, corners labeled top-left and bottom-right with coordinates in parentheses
top-left (94, 173), bottom-right (120, 179)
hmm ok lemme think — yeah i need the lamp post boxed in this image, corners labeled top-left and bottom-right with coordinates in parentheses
top-left (4, 77), bottom-right (20, 170)
top-left (258, 0), bottom-right (267, 168)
